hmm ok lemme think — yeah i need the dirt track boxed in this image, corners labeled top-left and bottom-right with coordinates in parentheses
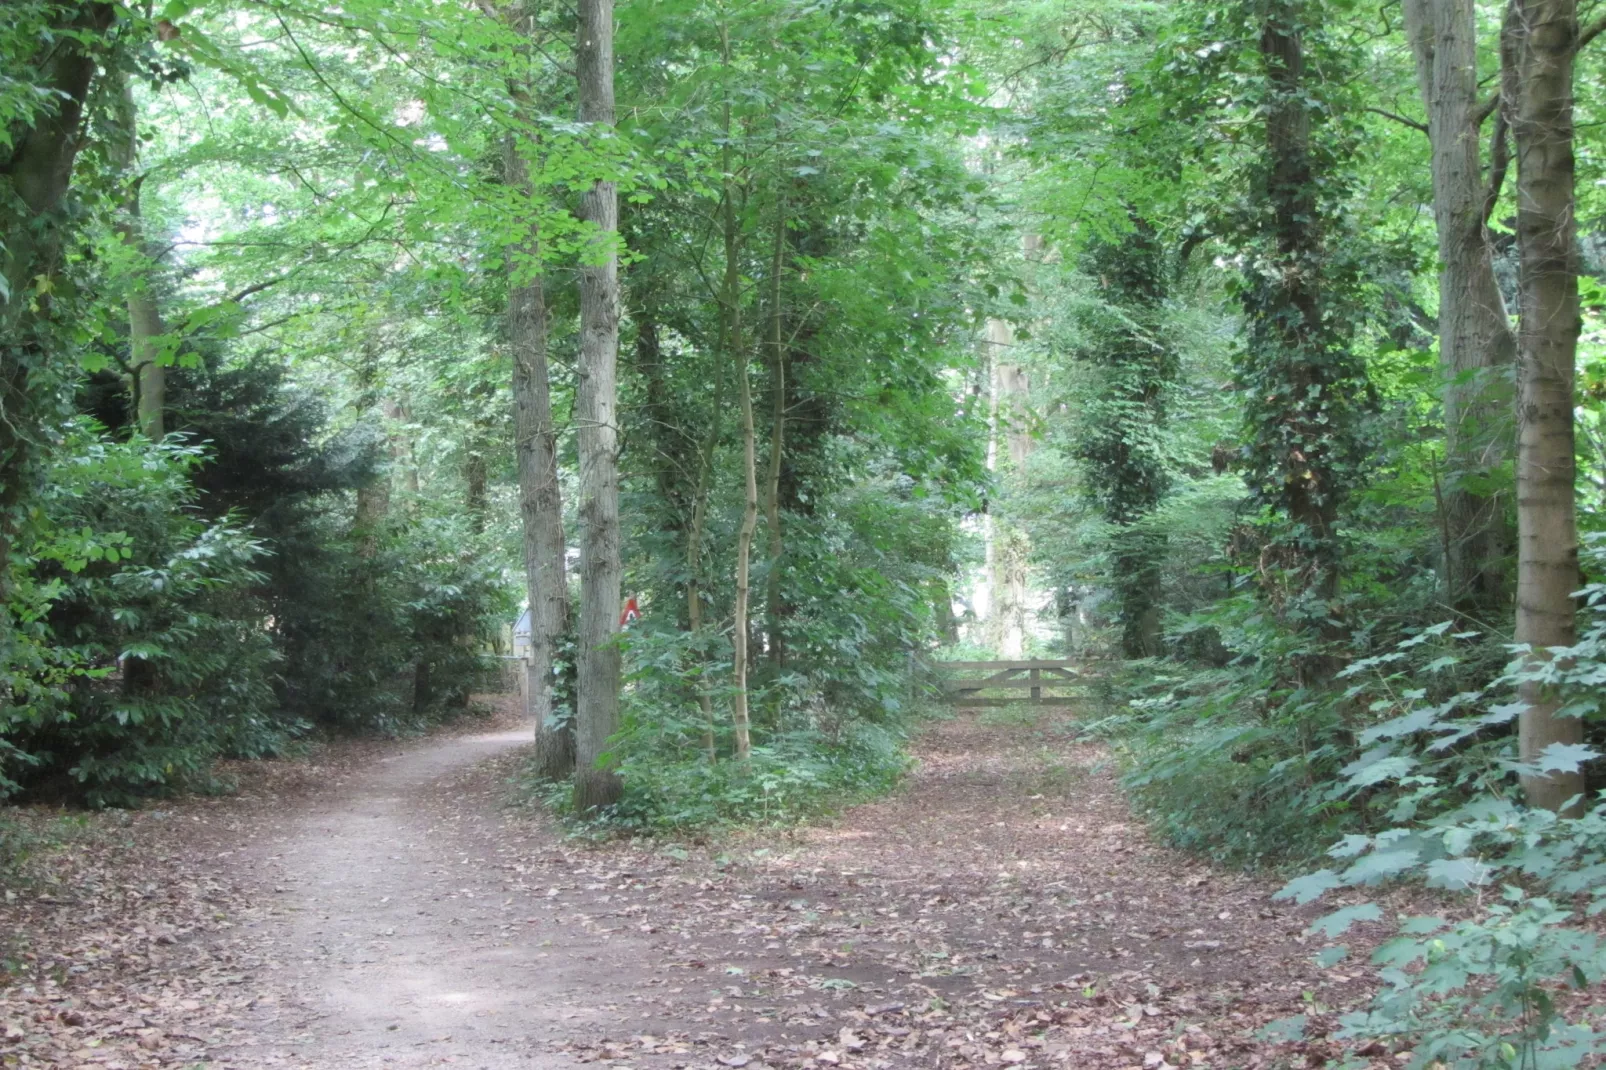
top-left (1, 702), bottom-right (1380, 1070)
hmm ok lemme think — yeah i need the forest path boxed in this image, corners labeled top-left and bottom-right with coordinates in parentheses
top-left (217, 722), bottom-right (640, 1069)
top-left (1, 699), bottom-right (1377, 1070)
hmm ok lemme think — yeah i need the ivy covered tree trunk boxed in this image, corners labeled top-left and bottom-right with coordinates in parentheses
top-left (572, 0), bottom-right (625, 812)
top-left (1508, 0), bottom-right (1584, 812)
top-left (1075, 222), bottom-right (1175, 659)
top-left (1237, 0), bottom-right (1371, 667)
top-left (505, 131), bottom-right (574, 781)
top-left (0, 2), bottom-right (116, 608)
top-left (1403, 0), bottom-right (1518, 612)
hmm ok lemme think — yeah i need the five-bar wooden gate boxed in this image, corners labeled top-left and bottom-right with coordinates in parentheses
top-left (937, 659), bottom-right (1080, 706)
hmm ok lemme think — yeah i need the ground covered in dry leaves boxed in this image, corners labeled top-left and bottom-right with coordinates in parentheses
top-left (1, 699), bottom-right (1410, 1069)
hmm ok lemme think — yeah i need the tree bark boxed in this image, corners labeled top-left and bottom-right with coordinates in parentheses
top-left (985, 321), bottom-right (1032, 657)
top-left (723, 43), bottom-right (756, 762)
top-left (1260, 3), bottom-right (1339, 607)
top-left (463, 446), bottom-right (488, 535)
top-left (505, 129), bottom-right (574, 781)
top-left (572, 0), bottom-right (625, 812)
top-left (764, 194), bottom-right (787, 672)
top-left (1403, 0), bottom-right (1518, 611)
top-left (351, 345), bottom-right (392, 556)
top-left (108, 74), bottom-right (167, 441)
top-left (1508, 0), bottom-right (1585, 812)
top-left (685, 331), bottom-right (725, 762)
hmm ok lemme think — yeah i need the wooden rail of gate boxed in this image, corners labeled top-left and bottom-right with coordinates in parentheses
top-left (936, 659), bottom-right (1081, 707)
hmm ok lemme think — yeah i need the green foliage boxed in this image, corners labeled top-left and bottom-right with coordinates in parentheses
top-left (1248, 540), bottom-right (1606, 1065)
top-left (528, 717), bottom-right (912, 835)
top-left (2, 423), bottom-right (284, 805)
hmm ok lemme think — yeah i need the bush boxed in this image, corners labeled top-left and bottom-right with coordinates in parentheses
top-left (2, 424), bottom-right (289, 805)
top-left (1108, 588), bottom-right (1516, 868)
top-left (527, 717), bottom-right (912, 835)
top-left (270, 513), bottom-right (509, 734)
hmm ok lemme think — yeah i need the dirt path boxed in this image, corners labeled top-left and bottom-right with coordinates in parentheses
top-left (1, 702), bottom-right (1375, 1070)
top-left (221, 727), bottom-right (623, 1069)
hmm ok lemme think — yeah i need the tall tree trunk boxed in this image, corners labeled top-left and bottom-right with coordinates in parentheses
top-left (1509, 0), bottom-right (1585, 812)
top-left (351, 346), bottom-right (394, 557)
top-left (572, 0), bottom-right (625, 812)
top-left (1260, 1), bottom-right (1338, 606)
top-left (463, 446), bottom-right (488, 535)
top-left (1404, 0), bottom-right (1518, 612)
top-left (724, 41), bottom-right (756, 763)
top-left (109, 75), bottom-right (167, 440)
top-left (0, 2), bottom-right (116, 607)
top-left (1237, 0), bottom-right (1372, 682)
top-left (934, 581), bottom-right (960, 644)
top-left (505, 129), bottom-right (574, 780)
top-left (985, 322), bottom-right (1032, 658)
top-left (764, 195), bottom-right (787, 671)
top-left (686, 335), bottom-right (725, 762)
top-left (1077, 223), bottom-right (1174, 659)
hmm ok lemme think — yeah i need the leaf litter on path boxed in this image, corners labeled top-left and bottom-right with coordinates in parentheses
top-left (1, 697), bottom-right (1397, 1069)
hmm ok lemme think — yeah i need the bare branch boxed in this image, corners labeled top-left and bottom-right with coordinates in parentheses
top-left (1580, 13), bottom-right (1606, 50)
top-left (1366, 106), bottom-right (1429, 134)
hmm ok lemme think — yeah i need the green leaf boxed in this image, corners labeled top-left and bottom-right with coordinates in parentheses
top-left (1274, 869), bottom-right (1341, 905)
top-left (1340, 849), bottom-right (1419, 884)
top-left (1309, 903), bottom-right (1381, 938)
top-left (1536, 742), bottom-right (1599, 773)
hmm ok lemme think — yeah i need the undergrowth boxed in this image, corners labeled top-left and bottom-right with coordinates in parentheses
top-left (514, 719), bottom-right (914, 837)
top-left (1091, 539), bottom-right (1606, 1065)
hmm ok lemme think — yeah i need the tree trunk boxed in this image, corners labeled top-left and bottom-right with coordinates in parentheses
top-left (764, 195), bottom-right (787, 672)
top-left (1403, 0), bottom-right (1518, 612)
top-left (352, 346), bottom-right (392, 556)
top-left (463, 446), bottom-right (488, 535)
top-left (572, 0), bottom-right (625, 812)
top-left (1260, 2), bottom-right (1339, 606)
top-left (1236, 0), bottom-right (1373, 684)
top-left (108, 74), bottom-right (167, 441)
top-left (934, 581), bottom-right (960, 644)
top-left (1509, 0), bottom-right (1585, 812)
top-left (1076, 223), bottom-right (1173, 659)
top-left (724, 42), bottom-right (756, 763)
top-left (686, 333), bottom-right (725, 762)
top-left (985, 322), bottom-right (1032, 658)
top-left (505, 129), bottom-right (574, 781)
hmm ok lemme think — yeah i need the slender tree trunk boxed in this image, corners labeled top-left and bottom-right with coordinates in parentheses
top-left (1404, 0), bottom-right (1518, 611)
top-left (352, 345), bottom-right (392, 557)
top-left (686, 335), bottom-right (726, 761)
top-left (1509, 0), bottom-right (1585, 812)
top-left (572, 0), bottom-right (625, 811)
top-left (724, 21), bottom-right (755, 763)
top-left (764, 195), bottom-right (787, 671)
top-left (934, 581), bottom-right (960, 644)
top-left (463, 446), bottom-right (488, 535)
top-left (505, 129), bottom-right (574, 780)
top-left (108, 76), bottom-right (167, 441)
top-left (1238, 0), bottom-right (1374, 686)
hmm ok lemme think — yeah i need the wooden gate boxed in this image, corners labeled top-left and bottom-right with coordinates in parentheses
top-left (937, 659), bottom-right (1080, 707)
